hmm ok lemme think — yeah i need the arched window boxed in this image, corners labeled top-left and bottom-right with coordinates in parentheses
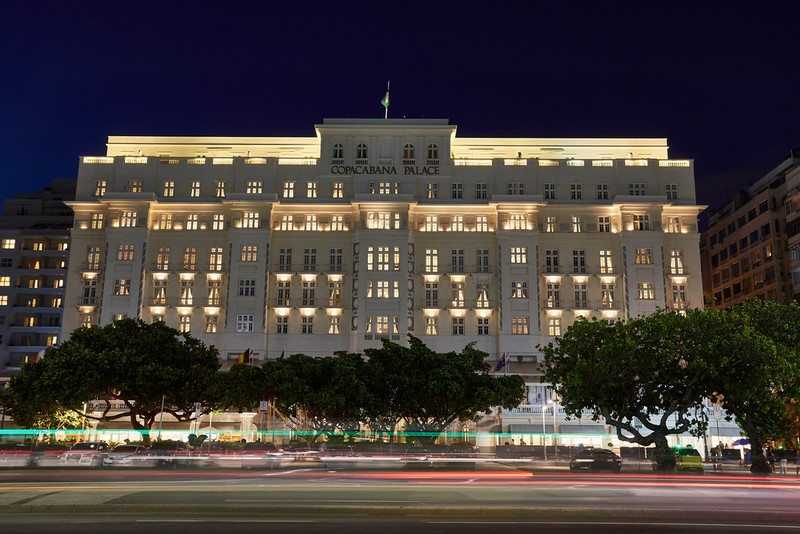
top-left (427, 143), bottom-right (439, 162)
top-left (356, 143), bottom-right (368, 160)
top-left (403, 143), bottom-right (415, 160)
top-left (332, 143), bottom-right (344, 160)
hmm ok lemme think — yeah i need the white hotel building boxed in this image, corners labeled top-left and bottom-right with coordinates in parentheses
top-left (62, 118), bottom-right (704, 369)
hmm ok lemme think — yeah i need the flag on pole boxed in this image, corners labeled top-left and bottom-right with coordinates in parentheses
top-left (237, 348), bottom-right (251, 364)
top-left (28, 348), bottom-right (47, 363)
top-left (380, 81), bottom-right (390, 118)
top-left (494, 353), bottom-right (508, 373)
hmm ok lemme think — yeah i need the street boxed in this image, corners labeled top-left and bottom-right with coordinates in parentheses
top-left (1, 463), bottom-right (800, 532)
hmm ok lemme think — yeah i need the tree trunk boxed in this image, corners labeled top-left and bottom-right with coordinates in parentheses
top-left (653, 435), bottom-right (676, 472)
top-left (748, 435), bottom-right (771, 475)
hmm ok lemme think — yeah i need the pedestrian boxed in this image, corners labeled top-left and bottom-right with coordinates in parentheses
top-left (780, 457), bottom-right (788, 475)
top-left (767, 447), bottom-right (776, 473)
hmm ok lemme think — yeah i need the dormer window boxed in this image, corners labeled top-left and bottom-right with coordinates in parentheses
top-left (403, 143), bottom-right (415, 161)
top-left (356, 143), bottom-right (368, 160)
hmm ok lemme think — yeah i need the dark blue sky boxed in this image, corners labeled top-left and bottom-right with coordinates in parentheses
top-left (1, 1), bottom-right (798, 211)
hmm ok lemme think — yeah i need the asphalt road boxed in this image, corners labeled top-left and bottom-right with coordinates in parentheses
top-left (2, 464), bottom-right (800, 533)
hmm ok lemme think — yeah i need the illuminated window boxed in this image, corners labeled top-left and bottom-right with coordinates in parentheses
top-left (190, 181), bottom-right (201, 197)
top-left (637, 282), bottom-right (655, 300)
top-left (242, 212), bottom-right (259, 229)
top-left (304, 215), bottom-right (318, 231)
top-left (236, 314), bottom-right (254, 333)
top-left (209, 247), bottom-right (223, 271)
top-left (283, 181), bottom-right (295, 199)
top-left (601, 283), bottom-right (615, 308)
top-left (328, 316), bottom-right (340, 334)
top-left (670, 250), bottom-right (685, 274)
top-left (512, 316), bottom-right (529, 335)
top-left (599, 250), bottom-right (613, 274)
top-left (546, 283), bottom-right (561, 308)
top-left (510, 247), bottom-right (527, 264)
top-left (509, 214), bottom-right (526, 230)
top-left (426, 183), bottom-right (438, 199)
top-left (163, 181), bottom-right (175, 197)
top-left (424, 216), bottom-right (439, 232)
top-left (571, 216), bottom-right (582, 233)
top-left (186, 213), bottom-right (198, 230)
top-left (331, 215), bottom-right (344, 231)
top-left (87, 246), bottom-right (101, 270)
top-left (476, 216), bottom-right (489, 232)
top-left (511, 281), bottom-right (528, 299)
top-left (114, 278), bottom-right (131, 296)
top-left (212, 214), bottom-right (225, 230)
top-left (545, 216), bottom-right (556, 233)
top-left (667, 217), bottom-right (681, 233)
top-left (205, 315), bottom-right (218, 333)
top-left (183, 247), bottom-right (196, 270)
top-left (0, 276), bottom-right (9, 287)
top-left (451, 215), bottom-right (464, 232)
top-left (90, 213), bottom-right (104, 229)
top-left (425, 249), bottom-right (438, 273)
top-left (635, 248), bottom-right (653, 265)
top-left (117, 244), bottom-right (134, 261)
top-left (215, 181), bottom-right (226, 198)
top-left (307, 182), bottom-right (318, 198)
top-left (548, 318), bottom-right (561, 336)
top-left (80, 313), bottom-right (93, 327)
top-left (180, 279), bottom-right (193, 305)
top-left (280, 215), bottom-right (294, 231)
top-left (159, 213), bottom-right (173, 230)
top-left (672, 283), bottom-right (687, 310)
top-left (126, 181), bottom-right (143, 193)
top-left (179, 315), bottom-right (191, 333)
top-left (207, 280), bottom-right (221, 306)
top-left (156, 247), bottom-right (169, 270)
top-left (477, 283), bottom-right (490, 308)
top-left (94, 180), bottom-right (107, 197)
top-left (246, 181), bottom-right (263, 194)
top-left (333, 182), bottom-right (344, 198)
top-left (241, 245), bottom-right (258, 262)
top-left (328, 280), bottom-right (342, 306)
top-left (426, 317), bottom-right (438, 335)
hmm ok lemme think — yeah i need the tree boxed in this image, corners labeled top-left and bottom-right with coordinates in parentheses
top-left (540, 311), bottom-right (711, 471)
top-left (702, 300), bottom-right (800, 474)
top-left (264, 352), bottom-right (369, 443)
top-left (367, 337), bottom-right (524, 445)
top-left (2, 319), bottom-right (219, 443)
top-left (214, 363), bottom-right (269, 413)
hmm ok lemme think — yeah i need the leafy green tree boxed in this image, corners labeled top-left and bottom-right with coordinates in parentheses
top-left (214, 363), bottom-right (269, 413)
top-left (541, 311), bottom-right (711, 471)
top-left (264, 352), bottom-right (368, 443)
top-left (2, 319), bottom-right (219, 443)
top-left (367, 337), bottom-right (524, 445)
top-left (702, 300), bottom-right (800, 474)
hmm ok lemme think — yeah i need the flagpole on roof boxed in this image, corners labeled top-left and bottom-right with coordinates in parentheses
top-left (381, 81), bottom-right (390, 119)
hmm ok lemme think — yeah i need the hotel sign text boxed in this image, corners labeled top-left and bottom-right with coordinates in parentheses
top-left (330, 165), bottom-right (440, 176)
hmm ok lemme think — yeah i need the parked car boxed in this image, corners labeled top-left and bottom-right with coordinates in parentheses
top-left (60, 442), bottom-right (110, 467)
top-left (674, 446), bottom-right (704, 473)
top-left (240, 441), bottom-right (283, 469)
top-left (569, 448), bottom-right (622, 473)
top-left (144, 440), bottom-right (191, 467)
top-left (445, 442), bottom-right (480, 458)
top-left (30, 443), bottom-right (69, 467)
top-left (0, 444), bottom-right (34, 467)
top-left (103, 444), bottom-right (149, 467)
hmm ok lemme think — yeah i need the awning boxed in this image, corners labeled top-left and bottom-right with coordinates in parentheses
top-left (710, 426), bottom-right (746, 437)
top-left (96, 421), bottom-right (240, 431)
top-left (508, 424), bottom-right (554, 434)
top-left (559, 424), bottom-right (607, 435)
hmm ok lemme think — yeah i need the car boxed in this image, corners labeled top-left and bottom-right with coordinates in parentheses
top-left (144, 440), bottom-right (192, 467)
top-left (60, 441), bottom-right (110, 467)
top-left (445, 442), bottom-right (480, 458)
top-left (569, 448), bottom-right (623, 472)
top-left (240, 441), bottom-right (283, 469)
top-left (30, 443), bottom-right (69, 467)
top-left (674, 446), bottom-right (704, 473)
top-left (103, 444), bottom-right (149, 467)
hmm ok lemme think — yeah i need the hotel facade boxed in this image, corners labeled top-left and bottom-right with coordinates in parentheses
top-left (62, 118), bottom-right (704, 367)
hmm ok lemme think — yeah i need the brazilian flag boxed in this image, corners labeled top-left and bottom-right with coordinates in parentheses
top-left (380, 90), bottom-right (389, 109)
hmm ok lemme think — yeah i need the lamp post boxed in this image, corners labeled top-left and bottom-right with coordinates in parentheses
top-left (549, 399), bottom-right (558, 459)
top-left (541, 404), bottom-right (548, 461)
top-left (157, 394), bottom-right (165, 441)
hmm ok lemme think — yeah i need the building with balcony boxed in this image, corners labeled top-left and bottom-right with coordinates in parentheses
top-left (0, 179), bottom-right (76, 374)
top-left (62, 119), bottom-right (704, 370)
top-left (702, 149), bottom-right (800, 309)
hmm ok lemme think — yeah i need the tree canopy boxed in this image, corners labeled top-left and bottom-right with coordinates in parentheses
top-left (1, 319), bottom-right (219, 442)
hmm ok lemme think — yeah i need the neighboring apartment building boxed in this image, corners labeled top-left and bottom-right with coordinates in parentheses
top-left (62, 118), bottom-right (704, 366)
top-left (784, 163), bottom-right (800, 301)
top-left (702, 150), bottom-right (800, 309)
top-left (0, 179), bottom-right (76, 374)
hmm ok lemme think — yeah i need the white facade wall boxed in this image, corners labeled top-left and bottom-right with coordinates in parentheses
top-left (63, 119), bottom-right (703, 363)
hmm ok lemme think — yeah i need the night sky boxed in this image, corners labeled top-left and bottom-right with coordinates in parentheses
top-left (2, 1), bottom-right (798, 213)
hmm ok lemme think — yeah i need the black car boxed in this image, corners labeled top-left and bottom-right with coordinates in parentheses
top-left (569, 448), bottom-right (622, 472)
